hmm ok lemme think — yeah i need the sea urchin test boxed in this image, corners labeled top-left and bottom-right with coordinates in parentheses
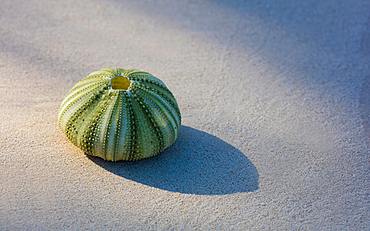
top-left (58, 68), bottom-right (181, 161)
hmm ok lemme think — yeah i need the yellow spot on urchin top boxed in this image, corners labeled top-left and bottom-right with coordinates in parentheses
top-left (111, 76), bottom-right (131, 90)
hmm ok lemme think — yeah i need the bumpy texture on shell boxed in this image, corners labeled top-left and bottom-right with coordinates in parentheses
top-left (58, 68), bottom-right (181, 161)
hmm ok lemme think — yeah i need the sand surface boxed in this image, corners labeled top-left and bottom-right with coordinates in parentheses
top-left (1, 0), bottom-right (370, 229)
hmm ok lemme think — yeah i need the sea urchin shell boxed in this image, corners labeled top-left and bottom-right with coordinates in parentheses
top-left (58, 68), bottom-right (181, 161)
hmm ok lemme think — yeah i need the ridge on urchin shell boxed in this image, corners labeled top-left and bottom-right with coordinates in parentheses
top-left (58, 68), bottom-right (181, 161)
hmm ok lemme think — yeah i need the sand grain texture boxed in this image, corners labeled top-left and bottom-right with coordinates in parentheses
top-left (1, 0), bottom-right (369, 229)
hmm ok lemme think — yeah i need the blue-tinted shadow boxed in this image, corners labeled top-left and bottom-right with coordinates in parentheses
top-left (88, 126), bottom-right (259, 195)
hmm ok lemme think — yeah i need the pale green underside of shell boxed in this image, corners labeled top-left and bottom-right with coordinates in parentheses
top-left (58, 68), bottom-right (181, 161)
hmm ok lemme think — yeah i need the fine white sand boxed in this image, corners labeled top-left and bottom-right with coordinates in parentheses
top-left (1, 0), bottom-right (369, 229)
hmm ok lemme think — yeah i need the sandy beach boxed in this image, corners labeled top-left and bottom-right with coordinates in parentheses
top-left (1, 0), bottom-right (369, 229)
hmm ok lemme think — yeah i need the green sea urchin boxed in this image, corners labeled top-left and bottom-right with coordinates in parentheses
top-left (58, 68), bottom-right (181, 161)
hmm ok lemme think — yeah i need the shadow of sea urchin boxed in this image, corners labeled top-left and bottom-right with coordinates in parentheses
top-left (58, 68), bottom-right (181, 161)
